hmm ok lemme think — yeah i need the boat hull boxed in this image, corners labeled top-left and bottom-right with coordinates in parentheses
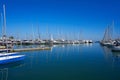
top-left (0, 52), bottom-right (18, 57)
top-left (0, 55), bottom-right (25, 64)
top-left (111, 46), bottom-right (120, 52)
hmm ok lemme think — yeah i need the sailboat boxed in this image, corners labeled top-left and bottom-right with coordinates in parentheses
top-left (100, 25), bottom-right (114, 47)
top-left (0, 4), bottom-right (25, 64)
top-left (100, 22), bottom-right (120, 51)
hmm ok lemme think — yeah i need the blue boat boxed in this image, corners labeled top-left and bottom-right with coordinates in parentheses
top-left (0, 55), bottom-right (25, 64)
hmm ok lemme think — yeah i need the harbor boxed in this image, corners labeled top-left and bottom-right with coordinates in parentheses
top-left (0, 0), bottom-right (120, 80)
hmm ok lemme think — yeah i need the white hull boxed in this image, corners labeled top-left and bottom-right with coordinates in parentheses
top-left (0, 52), bottom-right (18, 57)
top-left (111, 46), bottom-right (120, 52)
top-left (0, 55), bottom-right (25, 64)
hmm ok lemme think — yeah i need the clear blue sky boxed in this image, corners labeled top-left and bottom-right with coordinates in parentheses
top-left (0, 0), bottom-right (120, 40)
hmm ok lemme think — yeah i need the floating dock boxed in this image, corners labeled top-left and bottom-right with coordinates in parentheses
top-left (11, 47), bottom-right (51, 52)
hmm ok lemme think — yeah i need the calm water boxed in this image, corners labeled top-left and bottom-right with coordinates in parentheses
top-left (0, 43), bottom-right (120, 80)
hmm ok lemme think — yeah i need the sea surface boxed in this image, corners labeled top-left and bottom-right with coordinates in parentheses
top-left (0, 43), bottom-right (120, 80)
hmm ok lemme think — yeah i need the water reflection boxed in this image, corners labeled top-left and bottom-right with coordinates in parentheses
top-left (101, 46), bottom-right (112, 60)
top-left (83, 43), bottom-right (93, 47)
top-left (49, 44), bottom-right (92, 62)
top-left (3, 44), bottom-right (120, 80)
top-left (26, 44), bottom-right (85, 67)
top-left (112, 52), bottom-right (120, 65)
top-left (0, 61), bottom-right (25, 80)
top-left (101, 45), bottom-right (120, 67)
top-left (0, 68), bottom-right (8, 80)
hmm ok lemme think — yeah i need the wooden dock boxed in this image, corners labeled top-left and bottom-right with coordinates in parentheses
top-left (11, 47), bottom-right (51, 52)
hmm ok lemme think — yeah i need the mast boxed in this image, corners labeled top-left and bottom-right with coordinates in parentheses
top-left (0, 13), bottom-right (3, 39)
top-left (102, 27), bottom-right (108, 41)
top-left (37, 25), bottom-right (41, 40)
top-left (3, 4), bottom-right (8, 51)
top-left (32, 24), bottom-right (35, 41)
top-left (107, 26), bottom-right (111, 40)
top-left (46, 26), bottom-right (49, 40)
top-left (111, 21), bottom-right (114, 39)
top-left (50, 34), bottom-right (53, 41)
top-left (3, 4), bottom-right (6, 38)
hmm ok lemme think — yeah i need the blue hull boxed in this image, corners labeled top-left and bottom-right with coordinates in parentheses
top-left (0, 55), bottom-right (25, 64)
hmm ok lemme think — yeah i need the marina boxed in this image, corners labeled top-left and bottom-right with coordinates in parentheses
top-left (0, 0), bottom-right (120, 80)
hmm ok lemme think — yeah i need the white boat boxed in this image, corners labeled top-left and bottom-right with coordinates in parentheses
top-left (0, 52), bottom-right (18, 57)
top-left (0, 55), bottom-right (25, 64)
top-left (100, 41), bottom-right (112, 46)
top-left (111, 46), bottom-right (120, 52)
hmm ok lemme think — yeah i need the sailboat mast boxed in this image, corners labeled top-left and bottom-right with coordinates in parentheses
top-left (37, 25), bottom-right (40, 40)
top-left (32, 24), bottom-right (35, 41)
top-left (3, 4), bottom-right (6, 37)
top-left (111, 21), bottom-right (114, 39)
top-left (102, 27), bottom-right (107, 41)
top-left (0, 13), bottom-right (3, 38)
